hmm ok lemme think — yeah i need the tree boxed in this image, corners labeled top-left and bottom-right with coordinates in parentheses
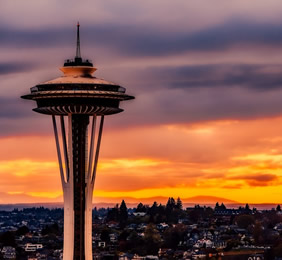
top-left (16, 226), bottom-right (29, 236)
top-left (253, 221), bottom-right (264, 245)
top-left (234, 215), bottom-right (254, 229)
top-left (220, 203), bottom-right (226, 210)
top-left (127, 231), bottom-right (145, 255)
top-left (165, 197), bottom-right (182, 223)
top-left (166, 197), bottom-right (176, 210)
top-left (163, 224), bottom-right (187, 249)
top-left (107, 204), bottom-right (119, 221)
top-left (277, 205), bottom-right (281, 211)
top-left (150, 201), bottom-right (158, 213)
top-left (100, 228), bottom-right (110, 243)
top-left (155, 204), bottom-right (166, 223)
top-left (176, 197), bottom-right (183, 209)
top-left (144, 224), bottom-right (161, 254)
top-left (0, 232), bottom-right (16, 247)
top-left (136, 203), bottom-right (147, 213)
top-left (119, 200), bottom-right (128, 227)
top-left (41, 223), bottom-right (60, 236)
top-left (148, 202), bottom-right (158, 223)
top-left (273, 242), bottom-right (282, 257)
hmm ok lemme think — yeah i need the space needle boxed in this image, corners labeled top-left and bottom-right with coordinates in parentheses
top-left (21, 23), bottom-right (134, 260)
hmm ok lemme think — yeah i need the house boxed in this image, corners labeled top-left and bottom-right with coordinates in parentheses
top-left (145, 256), bottom-right (159, 260)
top-left (109, 233), bottom-right (118, 243)
top-left (156, 223), bottom-right (169, 231)
top-left (119, 253), bottom-right (134, 260)
top-left (194, 238), bottom-right (213, 248)
top-left (133, 212), bottom-right (146, 217)
top-left (98, 241), bottom-right (106, 248)
top-left (24, 243), bottom-right (43, 252)
top-left (2, 246), bottom-right (16, 259)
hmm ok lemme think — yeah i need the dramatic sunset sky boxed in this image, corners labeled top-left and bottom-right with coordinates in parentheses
top-left (2, 0), bottom-right (282, 204)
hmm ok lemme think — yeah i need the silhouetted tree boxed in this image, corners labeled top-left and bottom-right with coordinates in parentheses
top-left (0, 231), bottom-right (16, 247)
top-left (136, 203), bottom-right (147, 212)
top-left (127, 231), bottom-right (145, 255)
top-left (16, 226), bottom-right (29, 236)
top-left (220, 203), bottom-right (226, 209)
top-left (273, 242), bottom-right (282, 257)
top-left (234, 215), bottom-right (254, 229)
top-left (144, 224), bottom-right (161, 254)
top-left (41, 223), bottom-right (60, 236)
top-left (148, 202), bottom-right (158, 223)
top-left (155, 204), bottom-right (166, 223)
top-left (176, 197), bottom-right (183, 209)
top-left (277, 205), bottom-right (281, 211)
top-left (253, 221), bottom-right (264, 245)
top-left (107, 204), bottom-right (119, 221)
top-left (166, 197), bottom-right (175, 208)
top-left (100, 228), bottom-right (110, 243)
top-left (163, 224), bottom-right (187, 249)
top-left (119, 200), bottom-right (128, 227)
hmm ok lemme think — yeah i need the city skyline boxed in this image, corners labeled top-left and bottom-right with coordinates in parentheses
top-left (2, 1), bottom-right (282, 204)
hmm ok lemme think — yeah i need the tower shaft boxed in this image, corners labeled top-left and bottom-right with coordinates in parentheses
top-left (72, 115), bottom-right (88, 260)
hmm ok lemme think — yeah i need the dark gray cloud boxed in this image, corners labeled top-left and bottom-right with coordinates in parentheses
top-left (110, 21), bottom-right (282, 56)
top-left (0, 27), bottom-right (73, 48)
top-left (2, 18), bottom-right (282, 135)
top-left (0, 62), bottom-right (35, 75)
top-left (105, 83), bottom-right (282, 130)
top-left (144, 64), bottom-right (282, 91)
top-left (1, 20), bottom-right (282, 57)
top-left (0, 98), bottom-right (32, 119)
top-left (2, 62), bottom-right (282, 136)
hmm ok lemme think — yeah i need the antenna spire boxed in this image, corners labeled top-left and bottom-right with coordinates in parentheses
top-left (76, 22), bottom-right (81, 59)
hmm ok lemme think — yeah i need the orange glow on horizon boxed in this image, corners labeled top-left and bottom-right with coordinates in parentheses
top-left (2, 116), bottom-right (282, 204)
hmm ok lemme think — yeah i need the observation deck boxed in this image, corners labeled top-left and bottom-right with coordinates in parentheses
top-left (21, 65), bottom-right (134, 115)
top-left (21, 23), bottom-right (134, 116)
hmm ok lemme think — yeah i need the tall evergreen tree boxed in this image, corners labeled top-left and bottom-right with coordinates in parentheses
top-left (136, 202), bottom-right (148, 213)
top-left (119, 200), bottom-right (128, 227)
top-left (166, 197), bottom-right (176, 209)
top-left (107, 204), bottom-right (119, 221)
top-left (170, 197), bottom-right (176, 207)
top-left (176, 197), bottom-right (183, 209)
top-left (220, 203), bottom-right (226, 209)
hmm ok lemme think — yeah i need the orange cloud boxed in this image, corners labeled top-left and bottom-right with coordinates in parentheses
top-left (2, 116), bottom-right (282, 203)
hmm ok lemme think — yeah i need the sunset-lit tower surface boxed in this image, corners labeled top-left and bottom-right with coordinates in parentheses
top-left (21, 23), bottom-right (134, 260)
